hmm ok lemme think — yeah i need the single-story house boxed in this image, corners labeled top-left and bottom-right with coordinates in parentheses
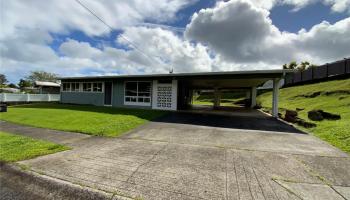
top-left (34, 81), bottom-right (61, 94)
top-left (59, 70), bottom-right (293, 117)
top-left (0, 87), bottom-right (21, 93)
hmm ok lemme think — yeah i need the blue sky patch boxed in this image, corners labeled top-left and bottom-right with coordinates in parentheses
top-left (270, 2), bottom-right (347, 32)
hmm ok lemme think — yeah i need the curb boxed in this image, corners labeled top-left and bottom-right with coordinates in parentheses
top-left (0, 162), bottom-right (132, 200)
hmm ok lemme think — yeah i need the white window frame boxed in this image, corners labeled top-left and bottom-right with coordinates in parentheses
top-left (61, 82), bottom-right (104, 93)
top-left (71, 82), bottom-right (80, 92)
top-left (61, 82), bottom-right (72, 92)
top-left (124, 81), bottom-right (151, 106)
top-left (92, 82), bottom-right (103, 93)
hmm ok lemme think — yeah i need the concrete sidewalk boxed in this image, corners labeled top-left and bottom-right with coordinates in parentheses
top-left (1, 114), bottom-right (349, 200)
top-left (0, 121), bottom-right (91, 146)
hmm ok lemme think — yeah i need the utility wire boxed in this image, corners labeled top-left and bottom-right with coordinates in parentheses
top-left (75, 0), bottom-right (163, 66)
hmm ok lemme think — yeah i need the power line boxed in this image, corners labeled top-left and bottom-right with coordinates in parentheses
top-left (74, 0), bottom-right (162, 66)
top-left (139, 22), bottom-right (185, 33)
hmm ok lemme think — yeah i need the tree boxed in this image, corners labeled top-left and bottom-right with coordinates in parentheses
top-left (283, 61), bottom-right (316, 71)
top-left (7, 83), bottom-right (18, 88)
top-left (0, 74), bottom-right (8, 85)
top-left (283, 61), bottom-right (298, 69)
top-left (298, 61), bottom-right (310, 71)
top-left (25, 71), bottom-right (58, 83)
top-left (18, 79), bottom-right (32, 89)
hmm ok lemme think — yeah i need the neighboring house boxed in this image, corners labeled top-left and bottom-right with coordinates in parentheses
top-left (59, 70), bottom-right (293, 117)
top-left (0, 88), bottom-right (21, 93)
top-left (34, 81), bottom-right (61, 94)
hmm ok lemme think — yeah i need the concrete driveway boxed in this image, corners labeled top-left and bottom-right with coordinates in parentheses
top-left (8, 112), bottom-right (350, 199)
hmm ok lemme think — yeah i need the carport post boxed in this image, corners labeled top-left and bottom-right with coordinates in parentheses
top-left (272, 78), bottom-right (280, 117)
top-left (213, 88), bottom-right (221, 109)
top-left (250, 86), bottom-right (257, 108)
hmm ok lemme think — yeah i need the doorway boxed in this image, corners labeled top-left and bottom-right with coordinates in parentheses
top-left (104, 82), bottom-right (112, 105)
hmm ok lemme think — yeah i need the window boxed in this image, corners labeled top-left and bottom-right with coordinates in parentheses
top-left (93, 82), bottom-right (103, 92)
top-left (125, 81), bottom-right (151, 106)
top-left (83, 83), bottom-right (92, 92)
top-left (63, 82), bottom-right (102, 92)
top-left (71, 83), bottom-right (80, 92)
top-left (62, 83), bottom-right (71, 92)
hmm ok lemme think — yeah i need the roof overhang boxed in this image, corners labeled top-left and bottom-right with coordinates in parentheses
top-left (59, 69), bottom-right (295, 89)
top-left (34, 81), bottom-right (61, 87)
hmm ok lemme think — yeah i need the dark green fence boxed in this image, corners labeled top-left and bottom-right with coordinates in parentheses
top-left (285, 58), bottom-right (350, 86)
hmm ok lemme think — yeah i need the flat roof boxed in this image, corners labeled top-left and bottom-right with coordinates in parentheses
top-left (34, 81), bottom-right (61, 87)
top-left (59, 69), bottom-right (295, 80)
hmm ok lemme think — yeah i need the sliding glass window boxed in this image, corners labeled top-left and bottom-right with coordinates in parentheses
top-left (93, 83), bottom-right (103, 92)
top-left (62, 83), bottom-right (71, 92)
top-left (83, 83), bottom-right (92, 92)
top-left (71, 83), bottom-right (80, 92)
top-left (125, 81), bottom-right (151, 106)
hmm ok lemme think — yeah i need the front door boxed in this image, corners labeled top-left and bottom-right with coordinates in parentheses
top-left (104, 82), bottom-right (112, 105)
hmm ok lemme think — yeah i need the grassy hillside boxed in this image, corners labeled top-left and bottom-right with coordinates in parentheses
top-left (193, 91), bottom-right (246, 106)
top-left (257, 79), bottom-right (350, 153)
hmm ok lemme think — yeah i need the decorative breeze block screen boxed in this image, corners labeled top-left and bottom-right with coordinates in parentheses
top-left (157, 86), bottom-right (172, 108)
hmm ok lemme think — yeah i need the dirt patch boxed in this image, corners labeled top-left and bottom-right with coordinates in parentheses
top-left (308, 110), bottom-right (341, 121)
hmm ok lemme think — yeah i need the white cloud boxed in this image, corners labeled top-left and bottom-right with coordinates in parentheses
top-left (1, 25), bottom-right (216, 82)
top-left (1, 0), bottom-right (197, 39)
top-left (0, 0), bottom-right (197, 82)
top-left (295, 19), bottom-right (350, 60)
top-left (59, 39), bottom-right (103, 58)
top-left (185, 0), bottom-right (350, 66)
top-left (185, 0), bottom-right (288, 63)
top-left (247, 0), bottom-right (350, 13)
top-left (326, 0), bottom-right (350, 13)
top-left (119, 27), bottom-right (213, 73)
top-left (1, 0), bottom-right (350, 84)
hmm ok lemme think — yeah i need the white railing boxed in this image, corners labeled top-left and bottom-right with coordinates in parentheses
top-left (0, 93), bottom-right (60, 102)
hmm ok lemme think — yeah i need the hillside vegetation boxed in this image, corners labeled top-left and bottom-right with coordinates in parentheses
top-left (257, 79), bottom-right (350, 153)
top-left (193, 91), bottom-right (246, 106)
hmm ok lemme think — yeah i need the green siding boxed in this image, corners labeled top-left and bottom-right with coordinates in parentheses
top-left (112, 80), bottom-right (124, 107)
top-left (61, 92), bottom-right (104, 106)
top-left (60, 80), bottom-right (152, 109)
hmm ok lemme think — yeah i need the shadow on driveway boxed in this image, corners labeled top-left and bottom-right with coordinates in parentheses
top-left (153, 111), bottom-right (304, 134)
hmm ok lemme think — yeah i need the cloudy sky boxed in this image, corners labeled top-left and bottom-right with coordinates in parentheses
top-left (1, 0), bottom-right (350, 83)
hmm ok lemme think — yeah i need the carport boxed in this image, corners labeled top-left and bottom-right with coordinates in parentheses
top-left (60, 69), bottom-right (293, 117)
top-left (176, 70), bottom-right (293, 117)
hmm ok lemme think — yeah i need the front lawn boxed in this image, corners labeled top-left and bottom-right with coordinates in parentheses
top-left (0, 103), bottom-right (166, 137)
top-left (0, 131), bottom-right (69, 162)
top-left (257, 79), bottom-right (350, 153)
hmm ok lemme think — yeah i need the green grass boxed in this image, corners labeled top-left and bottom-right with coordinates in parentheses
top-left (257, 79), bottom-right (350, 153)
top-left (0, 131), bottom-right (69, 162)
top-left (0, 103), bottom-right (166, 137)
top-left (193, 92), bottom-right (245, 107)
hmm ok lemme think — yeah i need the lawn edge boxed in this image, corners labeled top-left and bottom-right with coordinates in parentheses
top-left (0, 162), bottom-right (132, 200)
